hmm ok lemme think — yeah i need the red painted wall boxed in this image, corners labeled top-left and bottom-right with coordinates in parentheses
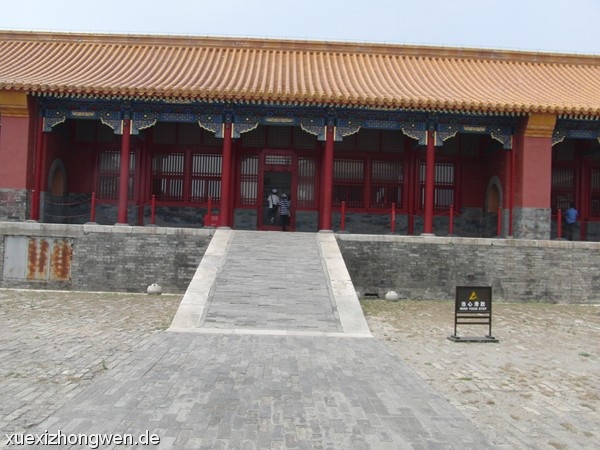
top-left (0, 116), bottom-right (31, 188)
top-left (514, 135), bottom-right (552, 208)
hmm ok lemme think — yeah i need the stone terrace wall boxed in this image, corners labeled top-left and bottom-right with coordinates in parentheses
top-left (336, 234), bottom-right (600, 304)
top-left (3, 222), bottom-right (599, 303)
top-left (0, 222), bottom-right (213, 293)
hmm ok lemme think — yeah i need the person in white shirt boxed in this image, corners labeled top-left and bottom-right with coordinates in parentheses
top-left (268, 189), bottom-right (280, 224)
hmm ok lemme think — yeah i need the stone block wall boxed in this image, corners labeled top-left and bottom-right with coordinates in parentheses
top-left (0, 222), bottom-right (213, 293)
top-left (336, 234), bottom-right (600, 304)
top-left (3, 222), bottom-right (599, 304)
top-left (0, 188), bottom-right (29, 221)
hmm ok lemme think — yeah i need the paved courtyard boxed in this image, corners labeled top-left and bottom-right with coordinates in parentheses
top-left (1, 288), bottom-right (598, 448)
top-left (363, 300), bottom-right (600, 450)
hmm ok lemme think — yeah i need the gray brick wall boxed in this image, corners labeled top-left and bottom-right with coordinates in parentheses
top-left (3, 222), bottom-right (599, 303)
top-left (0, 222), bottom-right (213, 293)
top-left (337, 234), bottom-right (600, 304)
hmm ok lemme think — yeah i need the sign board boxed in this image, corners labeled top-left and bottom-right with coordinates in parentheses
top-left (449, 286), bottom-right (498, 342)
top-left (455, 286), bottom-right (492, 313)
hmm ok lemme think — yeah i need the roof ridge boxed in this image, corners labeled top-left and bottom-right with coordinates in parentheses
top-left (0, 29), bottom-right (598, 66)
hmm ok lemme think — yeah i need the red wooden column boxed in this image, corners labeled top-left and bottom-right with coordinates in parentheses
top-left (117, 119), bottom-right (131, 224)
top-left (31, 116), bottom-right (45, 221)
top-left (423, 129), bottom-right (435, 234)
top-left (508, 139), bottom-right (516, 237)
top-left (406, 145), bottom-right (417, 235)
top-left (219, 121), bottom-right (233, 227)
top-left (320, 125), bottom-right (335, 231)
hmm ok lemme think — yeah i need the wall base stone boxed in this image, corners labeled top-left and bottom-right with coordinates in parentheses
top-left (513, 207), bottom-right (551, 240)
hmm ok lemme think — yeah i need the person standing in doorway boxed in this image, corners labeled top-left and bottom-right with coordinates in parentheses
top-left (563, 202), bottom-right (579, 241)
top-left (279, 193), bottom-right (291, 231)
top-left (268, 188), bottom-right (280, 224)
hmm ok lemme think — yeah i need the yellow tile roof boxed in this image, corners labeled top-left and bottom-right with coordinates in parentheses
top-left (0, 31), bottom-right (599, 116)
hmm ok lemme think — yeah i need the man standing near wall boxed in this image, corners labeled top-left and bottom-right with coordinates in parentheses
top-left (564, 203), bottom-right (579, 241)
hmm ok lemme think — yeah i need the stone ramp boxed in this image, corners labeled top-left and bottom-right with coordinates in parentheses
top-left (169, 230), bottom-right (370, 336)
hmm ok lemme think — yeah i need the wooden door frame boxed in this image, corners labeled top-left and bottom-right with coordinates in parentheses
top-left (257, 149), bottom-right (297, 230)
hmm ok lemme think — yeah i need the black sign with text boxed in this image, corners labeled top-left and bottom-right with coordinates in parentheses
top-left (455, 286), bottom-right (492, 313)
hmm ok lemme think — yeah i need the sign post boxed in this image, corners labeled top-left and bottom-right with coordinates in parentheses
top-left (448, 286), bottom-right (498, 342)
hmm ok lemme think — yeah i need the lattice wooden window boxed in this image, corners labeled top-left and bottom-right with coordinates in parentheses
top-left (551, 167), bottom-right (575, 213)
top-left (265, 154), bottom-right (293, 166)
top-left (370, 160), bottom-right (403, 209)
top-left (333, 158), bottom-right (364, 208)
top-left (151, 153), bottom-right (185, 201)
top-left (298, 157), bottom-right (317, 208)
top-left (419, 162), bottom-right (455, 211)
top-left (96, 149), bottom-right (135, 200)
top-left (239, 155), bottom-right (258, 206)
top-left (191, 153), bottom-right (222, 203)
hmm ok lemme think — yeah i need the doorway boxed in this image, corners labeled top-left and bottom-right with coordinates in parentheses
top-left (258, 151), bottom-right (295, 230)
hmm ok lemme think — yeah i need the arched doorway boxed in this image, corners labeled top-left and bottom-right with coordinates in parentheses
top-left (48, 159), bottom-right (67, 196)
top-left (485, 176), bottom-right (504, 235)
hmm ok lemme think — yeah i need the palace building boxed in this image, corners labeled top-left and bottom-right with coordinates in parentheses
top-left (0, 31), bottom-right (599, 239)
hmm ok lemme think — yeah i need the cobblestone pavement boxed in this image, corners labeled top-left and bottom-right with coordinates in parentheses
top-left (363, 300), bottom-right (600, 450)
top-left (0, 289), bottom-right (181, 437)
top-left (1, 288), bottom-right (598, 449)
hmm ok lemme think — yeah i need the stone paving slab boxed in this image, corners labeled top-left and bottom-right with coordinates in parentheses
top-left (35, 332), bottom-right (490, 449)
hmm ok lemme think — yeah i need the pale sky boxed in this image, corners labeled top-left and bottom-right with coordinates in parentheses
top-left (1, 0), bottom-right (599, 55)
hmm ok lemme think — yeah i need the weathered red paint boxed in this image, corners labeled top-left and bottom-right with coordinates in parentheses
top-left (50, 239), bottom-right (72, 280)
top-left (26, 237), bottom-right (72, 280)
top-left (27, 238), bottom-right (49, 280)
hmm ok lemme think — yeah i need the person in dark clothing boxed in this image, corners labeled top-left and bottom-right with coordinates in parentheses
top-left (563, 202), bottom-right (578, 241)
top-left (279, 193), bottom-right (291, 231)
